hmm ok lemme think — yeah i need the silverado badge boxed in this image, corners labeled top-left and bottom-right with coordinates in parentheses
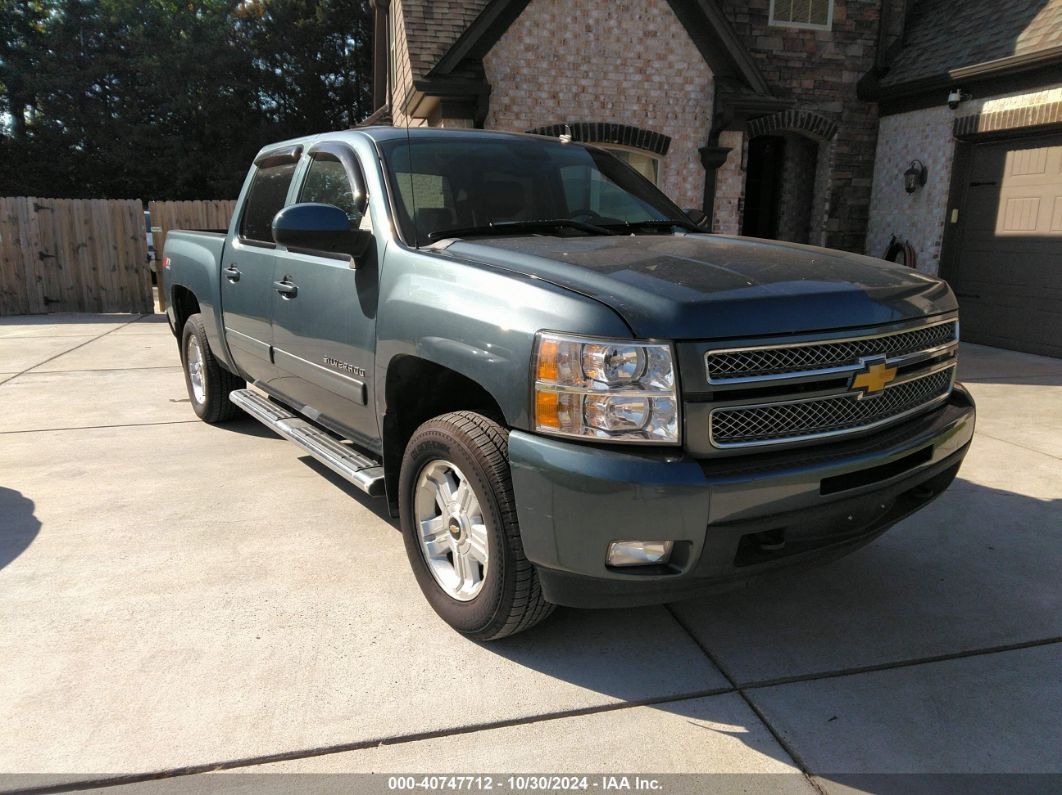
top-left (323, 357), bottom-right (366, 377)
top-left (851, 357), bottom-right (897, 398)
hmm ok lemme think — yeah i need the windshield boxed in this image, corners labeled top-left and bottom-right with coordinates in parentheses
top-left (379, 135), bottom-right (692, 245)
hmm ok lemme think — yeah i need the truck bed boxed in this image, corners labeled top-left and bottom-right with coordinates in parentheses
top-left (164, 230), bottom-right (227, 269)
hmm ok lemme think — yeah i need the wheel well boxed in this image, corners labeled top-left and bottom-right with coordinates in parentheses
top-left (171, 286), bottom-right (200, 339)
top-left (382, 356), bottom-right (507, 514)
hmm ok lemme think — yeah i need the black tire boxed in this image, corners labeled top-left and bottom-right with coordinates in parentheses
top-left (399, 411), bottom-right (555, 640)
top-left (180, 313), bottom-right (245, 423)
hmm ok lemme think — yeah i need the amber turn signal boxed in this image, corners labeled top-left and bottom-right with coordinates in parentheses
top-left (535, 390), bottom-right (561, 429)
top-left (536, 338), bottom-right (560, 382)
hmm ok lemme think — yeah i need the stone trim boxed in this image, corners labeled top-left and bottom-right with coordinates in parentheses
top-left (954, 101), bottom-right (1062, 138)
top-left (525, 122), bottom-right (671, 156)
top-left (747, 109), bottom-right (838, 142)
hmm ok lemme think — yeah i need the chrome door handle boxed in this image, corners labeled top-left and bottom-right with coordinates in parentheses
top-left (273, 279), bottom-right (298, 299)
top-left (224, 264), bottom-right (241, 283)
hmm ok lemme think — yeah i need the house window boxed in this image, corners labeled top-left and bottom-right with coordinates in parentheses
top-left (769, 0), bottom-right (833, 30)
top-left (599, 146), bottom-right (660, 184)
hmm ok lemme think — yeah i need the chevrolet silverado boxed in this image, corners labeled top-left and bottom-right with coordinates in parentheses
top-left (163, 127), bottom-right (975, 639)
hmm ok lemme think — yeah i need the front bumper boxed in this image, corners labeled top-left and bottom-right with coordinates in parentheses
top-left (508, 385), bottom-right (976, 608)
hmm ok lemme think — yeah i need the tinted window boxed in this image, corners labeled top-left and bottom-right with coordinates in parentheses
top-left (380, 137), bottom-right (688, 244)
top-left (560, 165), bottom-right (663, 220)
top-left (300, 156), bottom-right (363, 220)
top-left (240, 161), bottom-right (297, 243)
top-left (599, 147), bottom-right (659, 183)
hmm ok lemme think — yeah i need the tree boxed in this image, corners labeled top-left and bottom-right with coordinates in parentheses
top-left (0, 0), bottom-right (374, 199)
top-left (0, 0), bottom-right (52, 140)
top-left (237, 0), bottom-right (374, 137)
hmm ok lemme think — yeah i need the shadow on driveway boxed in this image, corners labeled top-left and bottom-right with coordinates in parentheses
top-left (0, 488), bottom-right (40, 571)
top-left (506, 476), bottom-right (1060, 659)
top-left (213, 414), bottom-right (296, 441)
top-left (190, 413), bottom-right (1062, 774)
top-left (299, 457), bottom-right (1062, 687)
top-left (484, 478), bottom-right (1062, 774)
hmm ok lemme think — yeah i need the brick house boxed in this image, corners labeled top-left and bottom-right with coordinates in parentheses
top-left (366, 0), bottom-right (1062, 356)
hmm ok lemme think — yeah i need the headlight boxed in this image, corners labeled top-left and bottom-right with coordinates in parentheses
top-left (532, 332), bottom-right (680, 444)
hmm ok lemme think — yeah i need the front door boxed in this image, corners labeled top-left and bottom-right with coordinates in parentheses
top-left (267, 144), bottom-right (380, 451)
top-left (220, 152), bottom-right (300, 382)
top-left (742, 135), bottom-right (785, 239)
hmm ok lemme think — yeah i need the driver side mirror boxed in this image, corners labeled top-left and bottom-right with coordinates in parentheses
top-left (684, 208), bottom-right (709, 229)
top-left (272, 203), bottom-right (373, 262)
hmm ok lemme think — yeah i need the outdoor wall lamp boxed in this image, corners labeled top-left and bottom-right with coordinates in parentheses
top-left (904, 160), bottom-right (928, 194)
top-left (947, 88), bottom-right (973, 109)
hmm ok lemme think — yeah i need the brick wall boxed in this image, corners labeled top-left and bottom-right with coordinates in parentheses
top-left (388, 0), bottom-right (424, 129)
top-left (959, 85), bottom-right (1062, 134)
top-left (713, 130), bottom-right (746, 235)
top-left (865, 85), bottom-right (1062, 275)
top-left (810, 138), bottom-right (834, 245)
top-left (721, 0), bottom-right (882, 252)
top-left (776, 134), bottom-right (818, 243)
top-left (864, 106), bottom-right (955, 274)
top-left (481, 0), bottom-right (714, 210)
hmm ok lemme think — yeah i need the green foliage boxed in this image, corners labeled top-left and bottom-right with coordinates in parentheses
top-left (0, 0), bottom-right (374, 199)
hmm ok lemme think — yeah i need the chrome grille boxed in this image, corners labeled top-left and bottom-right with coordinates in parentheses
top-left (706, 321), bottom-right (957, 382)
top-left (710, 366), bottom-right (955, 447)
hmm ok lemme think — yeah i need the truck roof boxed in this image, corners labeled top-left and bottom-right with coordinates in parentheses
top-left (253, 126), bottom-right (575, 160)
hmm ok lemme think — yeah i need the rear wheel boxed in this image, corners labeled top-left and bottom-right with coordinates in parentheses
top-left (181, 313), bottom-right (244, 423)
top-left (399, 411), bottom-right (555, 640)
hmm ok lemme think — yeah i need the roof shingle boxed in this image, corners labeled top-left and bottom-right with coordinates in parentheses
top-left (881, 0), bottom-right (1062, 87)
top-left (400, 0), bottom-right (492, 78)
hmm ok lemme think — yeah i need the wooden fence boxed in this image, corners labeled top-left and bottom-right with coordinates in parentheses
top-left (149, 200), bottom-right (236, 311)
top-left (0, 197), bottom-right (152, 315)
top-left (0, 197), bottom-right (237, 316)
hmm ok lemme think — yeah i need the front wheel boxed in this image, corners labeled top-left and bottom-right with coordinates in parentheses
top-left (181, 313), bottom-right (244, 423)
top-left (399, 411), bottom-right (555, 640)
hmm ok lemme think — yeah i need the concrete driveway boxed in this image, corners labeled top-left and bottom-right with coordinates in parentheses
top-left (1, 313), bottom-right (1059, 792)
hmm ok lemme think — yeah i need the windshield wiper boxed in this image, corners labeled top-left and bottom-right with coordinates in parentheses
top-left (426, 218), bottom-right (614, 242)
top-left (603, 219), bottom-right (702, 234)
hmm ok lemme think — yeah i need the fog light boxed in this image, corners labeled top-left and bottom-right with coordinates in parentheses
top-left (607, 540), bottom-right (674, 567)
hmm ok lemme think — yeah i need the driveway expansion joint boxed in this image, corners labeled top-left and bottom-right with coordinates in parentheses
top-left (664, 604), bottom-right (827, 795)
top-left (970, 430), bottom-right (1062, 462)
top-left (26, 365), bottom-right (182, 375)
top-left (0, 315), bottom-right (149, 387)
top-left (7, 686), bottom-right (738, 794)
top-left (0, 419), bottom-right (201, 435)
top-left (737, 634), bottom-right (1062, 691)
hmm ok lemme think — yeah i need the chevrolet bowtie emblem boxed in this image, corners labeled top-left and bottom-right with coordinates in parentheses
top-left (851, 358), bottom-right (897, 398)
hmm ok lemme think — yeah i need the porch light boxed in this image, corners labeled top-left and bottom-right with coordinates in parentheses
top-left (904, 160), bottom-right (927, 194)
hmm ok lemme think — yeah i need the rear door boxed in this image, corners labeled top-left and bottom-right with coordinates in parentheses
top-left (267, 142), bottom-right (381, 451)
top-left (220, 146), bottom-right (301, 382)
top-left (944, 133), bottom-right (1062, 357)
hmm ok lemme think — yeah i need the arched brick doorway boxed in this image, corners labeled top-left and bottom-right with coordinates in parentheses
top-left (743, 110), bottom-right (837, 245)
top-left (526, 122), bottom-right (670, 184)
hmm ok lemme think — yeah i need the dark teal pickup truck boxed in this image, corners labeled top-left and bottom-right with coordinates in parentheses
top-left (164, 127), bottom-right (975, 639)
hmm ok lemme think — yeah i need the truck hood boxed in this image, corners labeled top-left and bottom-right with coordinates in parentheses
top-left (445, 234), bottom-right (956, 339)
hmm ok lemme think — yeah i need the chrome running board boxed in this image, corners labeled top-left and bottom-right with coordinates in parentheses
top-left (230, 389), bottom-right (385, 497)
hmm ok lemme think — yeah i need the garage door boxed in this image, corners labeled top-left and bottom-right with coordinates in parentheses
top-left (945, 133), bottom-right (1062, 357)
